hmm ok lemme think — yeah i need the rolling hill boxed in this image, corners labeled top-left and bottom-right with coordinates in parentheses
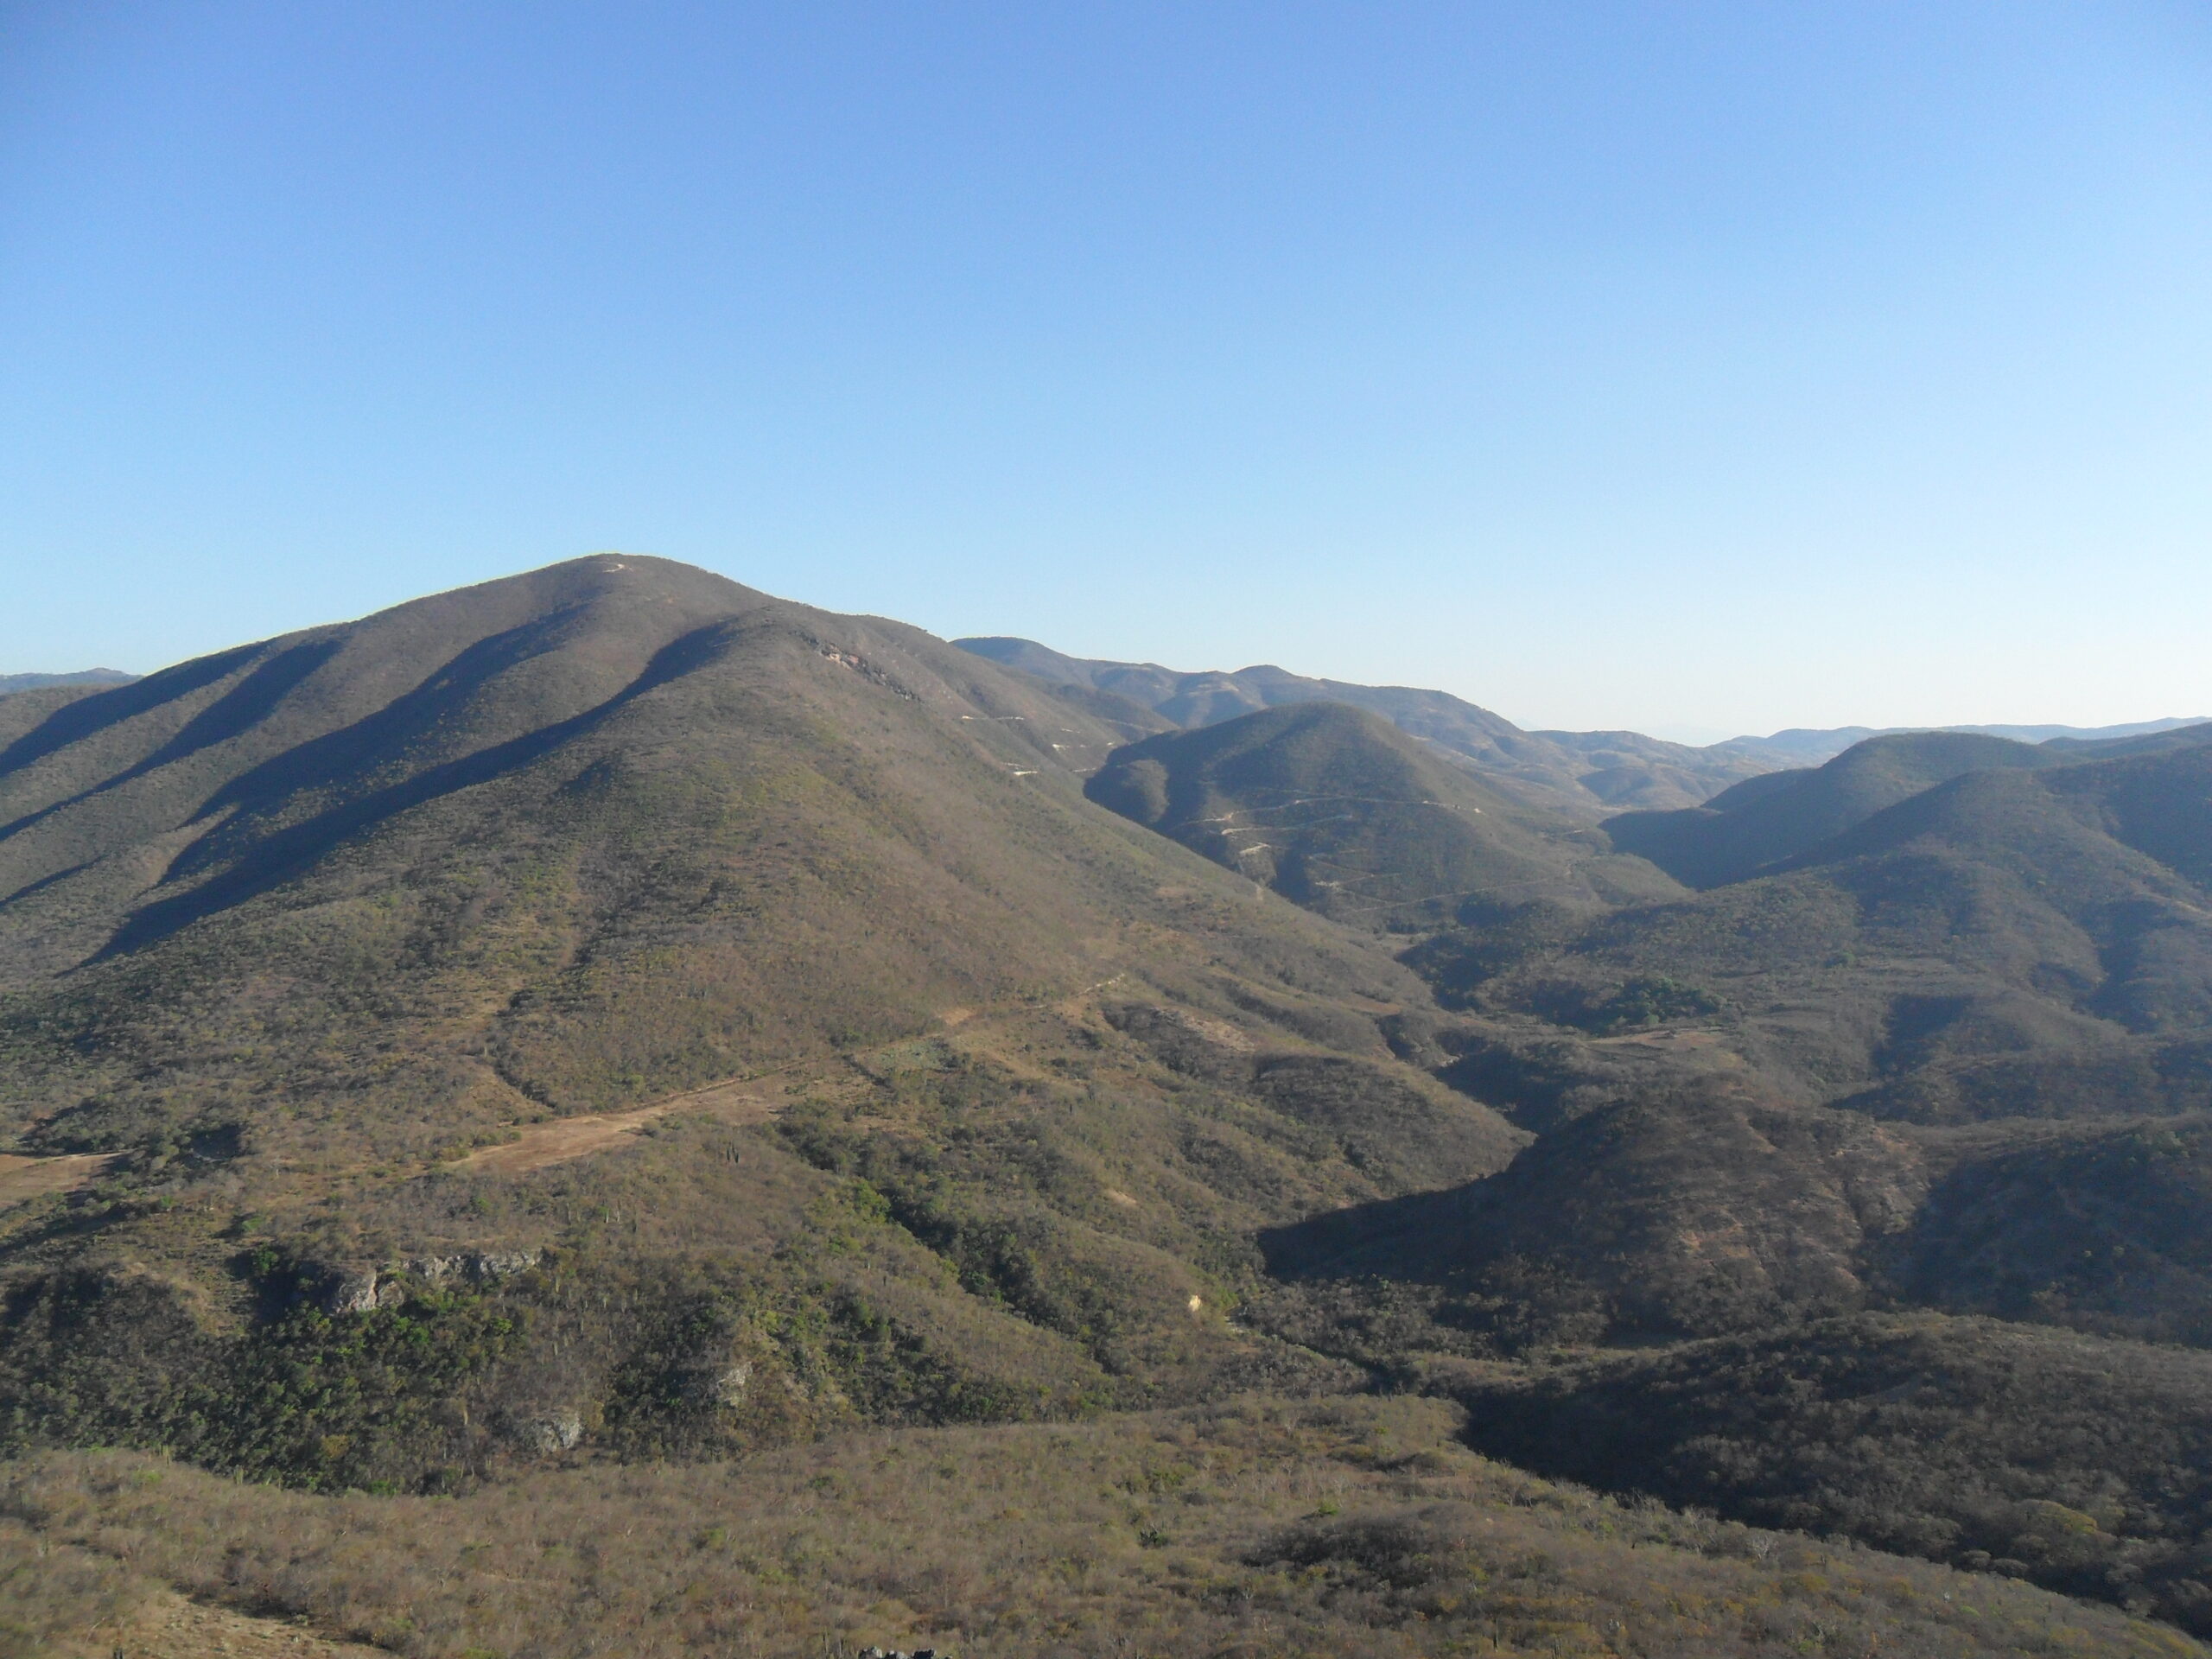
top-left (956, 634), bottom-right (1777, 813)
top-left (1717, 715), bottom-right (2212, 767)
top-left (1083, 700), bottom-right (1679, 927)
top-left (1602, 730), bottom-right (2072, 887)
top-left (1607, 723), bottom-right (2212, 890)
top-left (1429, 734), bottom-right (2212, 1115)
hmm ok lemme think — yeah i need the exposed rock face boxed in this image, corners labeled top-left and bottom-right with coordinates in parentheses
top-left (401, 1249), bottom-right (544, 1286)
top-left (321, 1270), bottom-right (381, 1315)
top-left (711, 1361), bottom-right (752, 1406)
top-left (525, 1412), bottom-right (584, 1453)
top-left (320, 1249), bottom-right (544, 1315)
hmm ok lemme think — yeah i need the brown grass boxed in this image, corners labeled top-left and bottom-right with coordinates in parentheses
top-left (118, 1588), bottom-right (385, 1659)
top-left (1, 1514), bottom-right (383, 1659)
top-left (0, 1153), bottom-right (119, 1211)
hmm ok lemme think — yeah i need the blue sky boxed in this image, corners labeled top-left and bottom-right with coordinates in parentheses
top-left (2, 3), bottom-right (2208, 739)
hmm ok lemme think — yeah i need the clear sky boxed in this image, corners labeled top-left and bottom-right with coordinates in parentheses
top-left (3, 3), bottom-right (2208, 740)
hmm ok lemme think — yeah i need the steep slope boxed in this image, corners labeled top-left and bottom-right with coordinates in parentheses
top-left (0, 556), bottom-right (1411, 1126)
top-left (0, 556), bottom-right (1543, 1484)
top-left (1084, 702), bottom-right (1677, 928)
top-left (956, 635), bottom-right (1774, 813)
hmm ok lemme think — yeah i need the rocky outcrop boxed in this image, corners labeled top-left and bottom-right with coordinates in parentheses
top-left (404, 1248), bottom-right (543, 1285)
top-left (524, 1411), bottom-right (584, 1453)
top-left (709, 1360), bottom-right (752, 1406)
top-left (319, 1249), bottom-right (544, 1315)
top-left (321, 1269), bottom-right (382, 1315)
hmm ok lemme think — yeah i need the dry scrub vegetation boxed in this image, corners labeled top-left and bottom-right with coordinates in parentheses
top-left (4, 1395), bottom-right (2198, 1659)
top-left (1, 1516), bottom-right (148, 1656)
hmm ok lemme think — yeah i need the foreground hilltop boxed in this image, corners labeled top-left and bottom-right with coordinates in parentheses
top-left (10, 1394), bottom-right (2190, 1659)
top-left (0, 555), bottom-right (1524, 1487)
top-left (0, 555), bottom-right (1422, 1132)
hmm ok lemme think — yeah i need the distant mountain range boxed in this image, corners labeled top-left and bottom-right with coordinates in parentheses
top-left (1719, 715), bottom-right (2212, 766)
top-left (956, 636), bottom-right (1776, 815)
top-left (0, 667), bottom-right (137, 695)
top-left (953, 633), bottom-right (2205, 809)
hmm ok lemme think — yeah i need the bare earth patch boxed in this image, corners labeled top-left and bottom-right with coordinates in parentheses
top-left (118, 1589), bottom-right (386, 1659)
top-left (0, 1152), bottom-right (120, 1211)
top-left (448, 1076), bottom-right (788, 1175)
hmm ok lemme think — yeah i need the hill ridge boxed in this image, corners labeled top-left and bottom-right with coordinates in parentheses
top-left (957, 634), bottom-right (1773, 814)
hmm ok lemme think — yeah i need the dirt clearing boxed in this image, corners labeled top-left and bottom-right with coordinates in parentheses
top-left (448, 1075), bottom-right (787, 1175)
top-left (116, 1589), bottom-right (387, 1659)
top-left (0, 1151), bottom-right (121, 1210)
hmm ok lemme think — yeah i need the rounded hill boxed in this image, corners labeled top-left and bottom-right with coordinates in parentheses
top-left (1084, 701), bottom-right (1656, 927)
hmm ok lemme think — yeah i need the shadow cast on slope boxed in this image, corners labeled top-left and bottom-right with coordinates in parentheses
top-left (0, 639), bottom-right (344, 846)
top-left (178, 608), bottom-right (606, 840)
top-left (0, 645), bottom-right (264, 783)
top-left (93, 621), bottom-right (739, 962)
top-left (1258, 1184), bottom-right (1481, 1284)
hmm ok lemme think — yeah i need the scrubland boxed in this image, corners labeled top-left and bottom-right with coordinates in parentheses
top-left (7, 1395), bottom-right (2198, 1659)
